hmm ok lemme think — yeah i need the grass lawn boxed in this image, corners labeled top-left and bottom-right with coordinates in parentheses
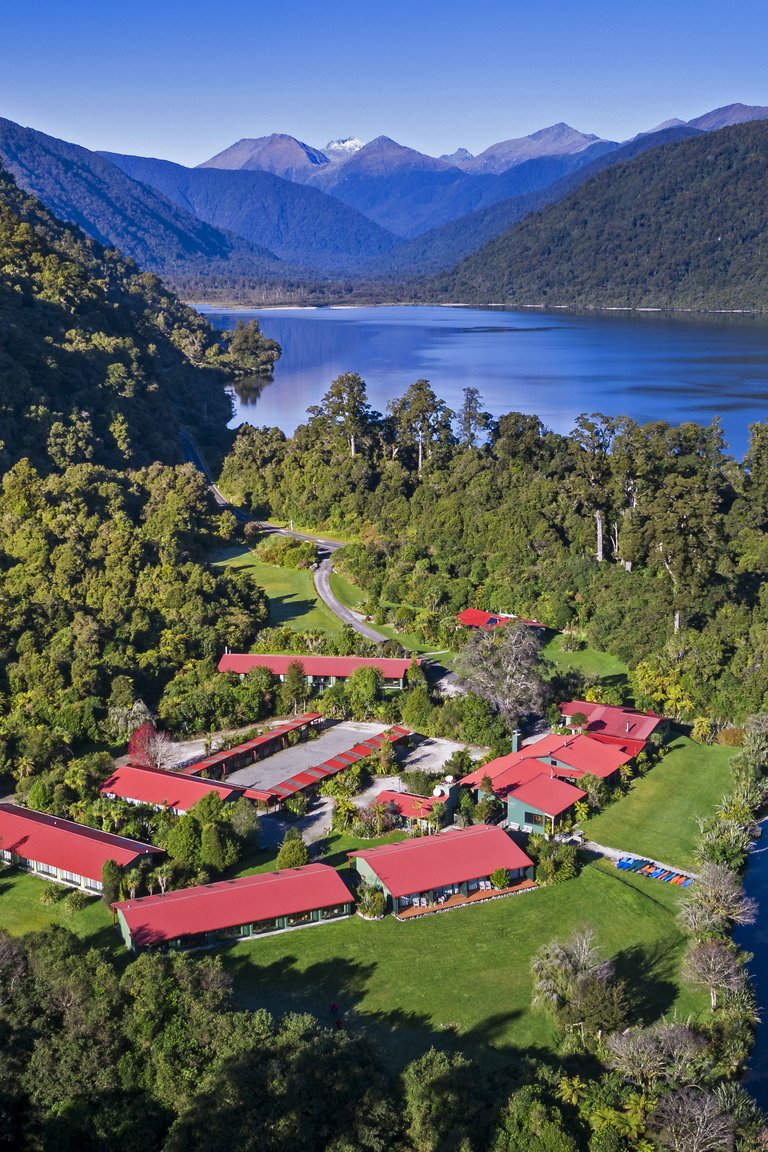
top-left (224, 856), bottom-right (705, 1070)
top-left (543, 634), bottom-right (628, 683)
top-left (582, 736), bottom-right (735, 869)
top-left (213, 546), bottom-right (341, 633)
top-left (328, 572), bottom-right (449, 655)
top-left (231, 830), bottom-right (408, 879)
top-left (329, 572), bottom-right (366, 611)
top-left (0, 869), bottom-right (118, 952)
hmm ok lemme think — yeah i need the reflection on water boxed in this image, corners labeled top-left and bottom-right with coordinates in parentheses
top-left (232, 376), bottom-right (269, 405)
top-left (200, 305), bottom-right (768, 456)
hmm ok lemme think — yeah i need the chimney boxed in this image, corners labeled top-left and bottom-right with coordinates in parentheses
top-left (625, 721), bottom-right (631, 733)
top-left (512, 730), bottom-right (521, 753)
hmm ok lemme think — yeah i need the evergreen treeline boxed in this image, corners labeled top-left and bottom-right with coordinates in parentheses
top-left (431, 121), bottom-right (768, 311)
top-left (0, 165), bottom-right (279, 474)
top-left (220, 374), bottom-right (768, 725)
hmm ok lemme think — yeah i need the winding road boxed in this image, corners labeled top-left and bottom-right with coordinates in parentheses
top-left (180, 431), bottom-right (388, 642)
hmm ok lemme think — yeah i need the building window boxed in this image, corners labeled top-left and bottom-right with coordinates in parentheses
top-left (60, 869), bottom-right (81, 884)
top-left (285, 910), bottom-right (312, 927)
top-left (524, 811), bottom-right (547, 827)
top-left (0, 850), bottom-right (11, 863)
top-left (252, 918), bottom-right (279, 934)
top-left (36, 861), bottom-right (56, 876)
top-left (322, 905), bottom-right (347, 919)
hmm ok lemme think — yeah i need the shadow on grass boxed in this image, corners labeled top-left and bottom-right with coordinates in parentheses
top-left (268, 593), bottom-right (321, 628)
top-left (614, 940), bottom-right (681, 1025)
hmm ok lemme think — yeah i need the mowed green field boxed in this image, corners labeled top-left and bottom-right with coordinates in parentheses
top-left (225, 858), bottom-right (704, 1068)
top-left (0, 870), bottom-right (116, 949)
top-left (0, 855), bottom-right (704, 1071)
top-left (213, 546), bottom-right (341, 633)
top-left (583, 737), bottom-right (734, 869)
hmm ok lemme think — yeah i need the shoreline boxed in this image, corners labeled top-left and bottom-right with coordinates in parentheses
top-left (190, 299), bottom-right (768, 319)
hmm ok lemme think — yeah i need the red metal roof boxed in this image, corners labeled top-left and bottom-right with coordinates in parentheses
top-left (460, 732), bottom-right (633, 788)
top-left (179, 714), bottom-right (322, 776)
top-left (507, 775), bottom-right (587, 817)
top-left (460, 737), bottom-right (565, 789)
top-left (456, 609), bottom-right (547, 630)
top-left (375, 789), bottom-right (437, 819)
top-left (349, 825), bottom-right (533, 898)
top-left (218, 654), bottom-right (414, 678)
top-left (114, 863), bottom-right (352, 947)
top-left (0, 803), bottom-right (161, 883)
top-left (100, 764), bottom-right (242, 812)
top-left (560, 700), bottom-right (663, 743)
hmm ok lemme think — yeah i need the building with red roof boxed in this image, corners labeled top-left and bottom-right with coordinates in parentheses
top-left (219, 653), bottom-right (414, 689)
top-left (100, 764), bottom-right (244, 814)
top-left (560, 700), bottom-right (668, 745)
top-left (349, 825), bottom-right (535, 916)
top-left (0, 803), bottom-right (162, 892)
top-left (179, 714), bottom-right (323, 779)
top-left (456, 609), bottom-right (546, 631)
top-left (375, 778), bottom-right (459, 829)
top-left (114, 864), bottom-right (353, 951)
top-left (504, 776), bottom-right (587, 833)
top-left (459, 729), bottom-right (639, 831)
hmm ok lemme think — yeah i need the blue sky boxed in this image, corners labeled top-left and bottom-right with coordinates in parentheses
top-left (1, 0), bottom-right (765, 165)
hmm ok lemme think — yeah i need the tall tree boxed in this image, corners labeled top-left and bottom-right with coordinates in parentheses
top-left (455, 622), bottom-right (548, 724)
top-left (388, 379), bottom-right (454, 473)
top-left (308, 372), bottom-right (379, 458)
top-left (456, 386), bottom-right (492, 447)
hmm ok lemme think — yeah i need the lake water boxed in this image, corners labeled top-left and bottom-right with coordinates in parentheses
top-left (201, 305), bottom-right (768, 457)
top-left (736, 835), bottom-right (768, 1111)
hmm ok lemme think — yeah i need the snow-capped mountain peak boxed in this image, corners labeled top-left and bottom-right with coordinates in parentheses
top-left (324, 137), bottom-right (365, 161)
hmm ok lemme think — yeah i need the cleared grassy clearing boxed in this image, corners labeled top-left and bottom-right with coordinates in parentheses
top-left (543, 634), bottom-right (628, 682)
top-left (213, 546), bottom-right (341, 633)
top-left (583, 736), bottom-right (734, 869)
top-left (225, 857), bottom-right (703, 1069)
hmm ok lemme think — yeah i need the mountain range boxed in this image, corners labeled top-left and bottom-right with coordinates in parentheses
top-left (0, 103), bottom-right (767, 304)
top-left (432, 119), bottom-right (768, 311)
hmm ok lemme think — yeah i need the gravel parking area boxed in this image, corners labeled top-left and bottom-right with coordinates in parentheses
top-left (225, 721), bottom-right (388, 790)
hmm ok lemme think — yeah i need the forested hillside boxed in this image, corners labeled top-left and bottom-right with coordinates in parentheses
top-left (101, 153), bottom-right (401, 272)
top-left (0, 117), bottom-right (279, 276)
top-left (0, 168), bottom-right (282, 783)
top-left (0, 165), bottom-right (279, 473)
top-left (220, 374), bottom-right (768, 725)
top-left (433, 120), bottom-right (768, 310)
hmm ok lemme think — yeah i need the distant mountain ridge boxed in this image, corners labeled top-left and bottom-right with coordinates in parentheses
top-left (431, 119), bottom-right (768, 311)
top-left (100, 151), bottom-right (400, 271)
top-left (2, 102), bottom-right (767, 300)
top-left (0, 116), bottom-right (279, 275)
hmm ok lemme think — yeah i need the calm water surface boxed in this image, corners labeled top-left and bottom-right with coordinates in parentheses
top-left (201, 305), bottom-right (768, 456)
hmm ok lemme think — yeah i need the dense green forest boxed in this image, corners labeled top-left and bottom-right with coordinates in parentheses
top-left (0, 152), bottom-right (767, 1152)
top-left (0, 164), bottom-right (279, 473)
top-left (431, 121), bottom-right (768, 311)
top-left (220, 373), bottom-right (768, 726)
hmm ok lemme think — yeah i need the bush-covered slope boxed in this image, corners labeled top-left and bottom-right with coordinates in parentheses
top-left (0, 165), bottom-right (278, 472)
top-left (0, 117), bottom-right (278, 275)
top-left (433, 120), bottom-right (768, 310)
top-left (100, 152), bottom-right (401, 271)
